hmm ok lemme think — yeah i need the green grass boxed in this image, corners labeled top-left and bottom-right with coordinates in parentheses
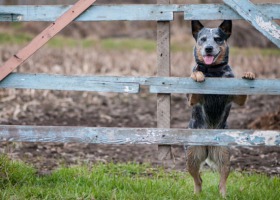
top-left (0, 156), bottom-right (279, 200)
top-left (0, 32), bottom-right (33, 45)
top-left (0, 32), bottom-right (96, 48)
top-left (230, 47), bottom-right (280, 57)
top-left (100, 38), bottom-right (156, 52)
top-left (0, 31), bottom-right (279, 56)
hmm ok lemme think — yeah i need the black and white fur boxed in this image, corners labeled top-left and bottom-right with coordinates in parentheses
top-left (186, 20), bottom-right (255, 197)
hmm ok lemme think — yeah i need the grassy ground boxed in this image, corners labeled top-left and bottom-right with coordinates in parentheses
top-left (0, 156), bottom-right (279, 200)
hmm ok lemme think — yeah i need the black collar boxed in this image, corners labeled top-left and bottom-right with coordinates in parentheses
top-left (196, 63), bottom-right (227, 73)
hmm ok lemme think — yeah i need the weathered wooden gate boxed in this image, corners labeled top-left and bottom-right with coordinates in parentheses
top-left (0, 0), bottom-right (279, 161)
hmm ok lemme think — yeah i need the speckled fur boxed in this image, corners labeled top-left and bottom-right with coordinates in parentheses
top-left (187, 21), bottom-right (255, 197)
top-left (187, 20), bottom-right (233, 197)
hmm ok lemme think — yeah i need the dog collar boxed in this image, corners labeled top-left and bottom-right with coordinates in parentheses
top-left (196, 64), bottom-right (227, 73)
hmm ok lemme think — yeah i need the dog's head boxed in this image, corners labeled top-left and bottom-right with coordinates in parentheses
top-left (192, 20), bottom-right (232, 66)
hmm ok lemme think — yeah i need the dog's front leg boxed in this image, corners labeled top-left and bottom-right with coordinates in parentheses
top-left (188, 71), bottom-right (205, 106)
top-left (233, 72), bottom-right (255, 106)
top-left (187, 94), bottom-right (202, 106)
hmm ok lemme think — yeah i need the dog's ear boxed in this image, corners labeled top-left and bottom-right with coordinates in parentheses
top-left (219, 20), bottom-right (232, 39)
top-left (192, 20), bottom-right (204, 40)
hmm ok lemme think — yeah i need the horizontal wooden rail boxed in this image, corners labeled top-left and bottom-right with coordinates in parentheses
top-left (0, 125), bottom-right (279, 146)
top-left (149, 77), bottom-right (280, 95)
top-left (0, 4), bottom-right (279, 22)
top-left (0, 73), bottom-right (280, 95)
top-left (0, 73), bottom-right (139, 93)
top-left (184, 3), bottom-right (280, 20)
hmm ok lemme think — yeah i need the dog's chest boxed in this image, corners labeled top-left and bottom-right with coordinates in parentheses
top-left (203, 94), bottom-right (230, 112)
top-left (189, 66), bottom-right (234, 129)
top-left (190, 93), bottom-right (232, 129)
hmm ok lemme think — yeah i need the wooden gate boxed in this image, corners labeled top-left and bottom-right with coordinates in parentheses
top-left (0, 0), bottom-right (279, 161)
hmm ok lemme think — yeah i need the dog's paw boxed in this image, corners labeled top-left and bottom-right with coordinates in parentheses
top-left (242, 72), bottom-right (255, 80)
top-left (191, 71), bottom-right (205, 82)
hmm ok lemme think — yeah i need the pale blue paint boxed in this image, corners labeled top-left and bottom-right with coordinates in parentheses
top-left (0, 73), bottom-right (279, 95)
top-left (0, 4), bottom-right (279, 22)
top-left (0, 73), bottom-right (140, 93)
top-left (184, 3), bottom-right (280, 20)
top-left (0, 125), bottom-right (279, 146)
top-left (224, 0), bottom-right (280, 48)
top-left (0, 5), bottom-right (173, 22)
top-left (150, 77), bottom-right (280, 95)
top-left (0, 3), bottom-right (279, 147)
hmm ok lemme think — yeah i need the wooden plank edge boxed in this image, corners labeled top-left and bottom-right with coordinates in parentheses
top-left (184, 3), bottom-right (280, 20)
top-left (0, 13), bottom-right (23, 21)
top-left (223, 0), bottom-right (280, 48)
top-left (0, 73), bottom-right (140, 93)
top-left (0, 125), bottom-right (279, 146)
top-left (1, 73), bottom-right (280, 95)
top-left (0, 4), bottom-right (279, 22)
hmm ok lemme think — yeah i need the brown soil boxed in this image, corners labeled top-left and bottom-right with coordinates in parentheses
top-left (249, 110), bottom-right (280, 130)
top-left (0, 44), bottom-right (279, 175)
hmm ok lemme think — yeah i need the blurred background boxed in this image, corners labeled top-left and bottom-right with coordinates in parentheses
top-left (0, 0), bottom-right (279, 174)
top-left (0, 0), bottom-right (278, 48)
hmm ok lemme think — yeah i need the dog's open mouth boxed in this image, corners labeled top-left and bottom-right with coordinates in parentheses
top-left (203, 53), bottom-right (220, 65)
top-left (203, 56), bottom-right (214, 65)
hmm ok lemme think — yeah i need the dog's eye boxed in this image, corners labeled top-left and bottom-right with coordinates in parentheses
top-left (214, 37), bottom-right (223, 42)
top-left (200, 37), bottom-right (207, 42)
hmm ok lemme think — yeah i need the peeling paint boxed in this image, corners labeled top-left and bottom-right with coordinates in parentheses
top-left (16, 15), bottom-right (23, 21)
top-left (0, 126), bottom-right (279, 146)
top-left (251, 131), bottom-right (279, 146)
top-left (225, 130), bottom-right (279, 146)
top-left (124, 86), bottom-right (131, 92)
top-left (224, 131), bottom-right (250, 145)
top-left (255, 16), bottom-right (280, 39)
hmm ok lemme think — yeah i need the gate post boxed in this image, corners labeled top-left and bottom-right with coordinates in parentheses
top-left (157, 0), bottom-right (172, 161)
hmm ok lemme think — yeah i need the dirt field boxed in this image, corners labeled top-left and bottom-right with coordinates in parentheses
top-left (0, 43), bottom-right (279, 175)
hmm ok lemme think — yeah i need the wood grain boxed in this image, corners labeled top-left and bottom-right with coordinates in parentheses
top-left (224, 0), bottom-right (280, 48)
top-left (0, 125), bottom-right (279, 146)
top-left (0, 4), bottom-right (279, 22)
top-left (149, 77), bottom-right (280, 95)
top-left (157, 0), bottom-right (172, 161)
top-left (1, 73), bottom-right (279, 95)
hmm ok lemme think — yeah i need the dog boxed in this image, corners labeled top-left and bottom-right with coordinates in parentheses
top-left (186, 20), bottom-right (255, 197)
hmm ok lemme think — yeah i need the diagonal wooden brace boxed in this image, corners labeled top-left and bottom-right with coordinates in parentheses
top-left (223, 0), bottom-right (280, 48)
top-left (0, 0), bottom-right (97, 81)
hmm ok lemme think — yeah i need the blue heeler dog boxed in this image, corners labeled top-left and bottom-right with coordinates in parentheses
top-left (187, 20), bottom-right (255, 197)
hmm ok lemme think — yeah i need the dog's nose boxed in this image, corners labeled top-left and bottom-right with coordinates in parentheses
top-left (205, 46), bottom-right (213, 53)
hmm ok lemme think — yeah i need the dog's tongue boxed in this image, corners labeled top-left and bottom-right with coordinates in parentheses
top-left (203, 56), bottom-right (214, 65)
